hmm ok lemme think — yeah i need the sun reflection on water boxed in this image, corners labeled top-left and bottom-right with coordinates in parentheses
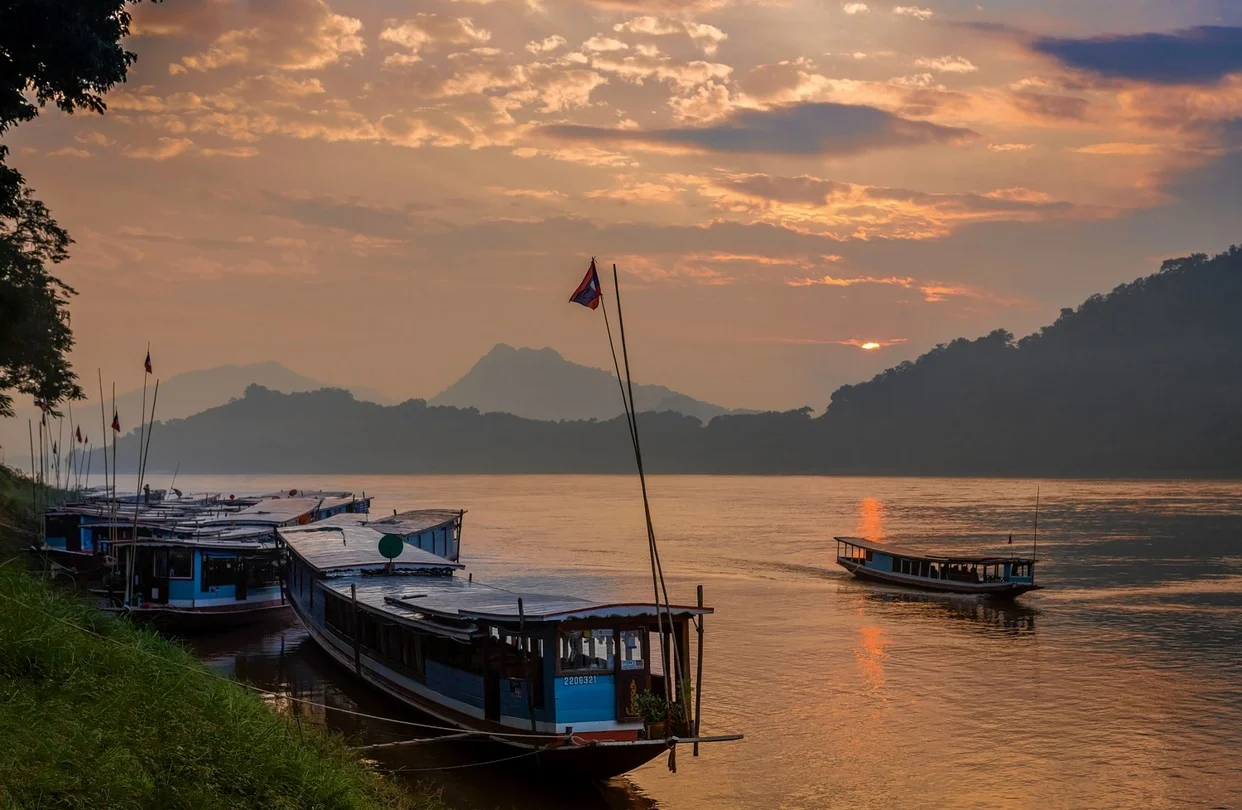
top-left (857, 496), bottom-right (886, 540)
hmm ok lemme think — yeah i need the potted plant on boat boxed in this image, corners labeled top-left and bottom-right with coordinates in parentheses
top-left (634, 690), bottom-right (687, 740)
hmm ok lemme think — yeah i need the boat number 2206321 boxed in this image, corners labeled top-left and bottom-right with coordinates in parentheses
top-left (563, 675), bottom-right (597, 686)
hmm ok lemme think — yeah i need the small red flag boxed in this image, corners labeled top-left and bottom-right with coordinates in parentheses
top-left (144, 351), bottom-right (152, 374)
top-left (112, 410), bottom-right (121, 433)
top-left (569, 259), bottom-right (602, 310)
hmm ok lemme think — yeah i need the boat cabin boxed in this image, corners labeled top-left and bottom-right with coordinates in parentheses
top-left (113, 535), bottom-right (284, 613)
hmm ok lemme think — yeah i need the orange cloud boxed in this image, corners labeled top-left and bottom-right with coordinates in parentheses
top-left (169, 0), bottom-right (364, 74)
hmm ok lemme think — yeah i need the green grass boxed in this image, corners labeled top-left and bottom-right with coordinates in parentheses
top-left (0, 464), bottom-right (43, 554)
top-left (0, 466), bottom-right (447, 810)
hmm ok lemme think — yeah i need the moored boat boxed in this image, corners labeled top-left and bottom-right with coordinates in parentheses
top-left (279, 511), bottom-right (741, 778)
top-left (103, 493), bottom-right (373, 630)
top-left (835, 537), bottom-right (1042, 599)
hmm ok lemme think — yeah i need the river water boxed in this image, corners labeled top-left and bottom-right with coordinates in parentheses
top-left (160, 474), bottom-right (1242, 810)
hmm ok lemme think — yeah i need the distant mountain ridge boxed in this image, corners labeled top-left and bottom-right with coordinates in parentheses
top-left (92, 361), bottom-right (394, 427)
top-left (431, 344), bottom-right (751, 422)
top-left (0, 361), bottom-right (392, 463)
top-left (95, 245), bottom-right (1242, 477)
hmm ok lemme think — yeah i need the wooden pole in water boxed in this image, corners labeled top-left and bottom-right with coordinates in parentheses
top-left (694, 584), bottom-right (704, 757)
top-left (351, 583), bottom-right (361, 675)
top-left (1032, 486), bottom-right (1040, 583)
top-left (518, 598), bottom-right (538, 733)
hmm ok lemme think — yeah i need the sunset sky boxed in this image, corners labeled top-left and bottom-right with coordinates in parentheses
top-left (7, 0), bottom-right (1242, 414)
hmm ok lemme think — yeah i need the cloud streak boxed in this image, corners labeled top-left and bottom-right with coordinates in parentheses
top-left (1031, 26), bottom-right (1242, 86)
top-left (537, 102), bottom-right (978, 156)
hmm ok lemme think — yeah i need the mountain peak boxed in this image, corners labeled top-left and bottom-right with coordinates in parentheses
top-left (431, 345), bottom-right (739, 423)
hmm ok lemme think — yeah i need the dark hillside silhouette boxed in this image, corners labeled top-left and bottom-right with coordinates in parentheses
top-left (825, 247), bottom-right (1242, 474)
top-left (103, 246), bottom-right (1242, 477)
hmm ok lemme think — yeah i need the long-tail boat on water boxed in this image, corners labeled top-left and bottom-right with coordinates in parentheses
top-left (278, 510), bottom-right (740, 778)
top-left (834, 537), bottom-right (1042, 599)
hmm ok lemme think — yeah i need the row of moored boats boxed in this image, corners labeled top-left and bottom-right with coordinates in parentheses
top-left (34, 486), bottom-right (736, 778)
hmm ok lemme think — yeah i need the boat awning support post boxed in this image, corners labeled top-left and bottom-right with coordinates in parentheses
top-left (518, 598), bottom-right (537, 733)
top-left (350, 583), bottom-right (361, 675)
top-left (694, 583), bottom-right (704, 757)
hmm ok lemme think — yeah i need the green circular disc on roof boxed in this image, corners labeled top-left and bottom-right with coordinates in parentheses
top-left (378, 534), bottom-right (404, 560)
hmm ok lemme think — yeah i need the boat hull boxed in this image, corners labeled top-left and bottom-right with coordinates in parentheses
top-left (29, 546), bottom-right (108, 576)
top-left (838, 559), bottom-right (1042, 598)
top-left (122, 600), bottom-right (289, 632)
top-left (287, 597), bottom-right (668, 779)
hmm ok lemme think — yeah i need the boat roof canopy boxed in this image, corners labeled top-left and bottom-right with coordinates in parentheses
top-left (835, 536), bottom-right (1036, 564)
top-left (323, 575), bottom-right (711, 629)
top-left (200, 496), bottom-right (359, 527)
top-left (279, 518), bottom-right (464, 572)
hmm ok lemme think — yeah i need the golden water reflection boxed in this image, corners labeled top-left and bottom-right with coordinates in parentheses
top-left (856, 496), bottom-right (886, 540)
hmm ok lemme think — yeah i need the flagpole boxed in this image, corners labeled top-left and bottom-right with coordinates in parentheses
top-left (28, 420), bottom-right (38, 546)
top-left (597, 277), bottom-right (670, 701)
top-left (55, 414), bottom-right (64, 494)
top-left (126, 350), bottom-right (151, 609)
top-left (140, 380), bottom-right (160, 498)
top-left (67, 400), bottom-right (76, 495)
top-left (111, 382), bottom-right (118, 579)
top-left (609, 264), bottom-right (683, 707)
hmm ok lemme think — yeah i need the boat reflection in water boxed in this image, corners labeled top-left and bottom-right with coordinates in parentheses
top-left (856, 589), bottom-right (1038, 635)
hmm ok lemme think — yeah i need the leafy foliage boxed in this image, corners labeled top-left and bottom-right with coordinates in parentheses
top-left (0, 0), bottom-right (142, 133)
top-left (0, 0), bottom-right (152, 416)
top-left (0, 156), bottom-right (79, 416)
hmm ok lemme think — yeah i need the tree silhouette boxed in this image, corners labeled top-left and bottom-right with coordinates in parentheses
top-left (0, 0), bottom-right (154, 415)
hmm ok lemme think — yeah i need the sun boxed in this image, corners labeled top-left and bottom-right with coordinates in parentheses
top-left (860, 342), bottom-right (882, 350)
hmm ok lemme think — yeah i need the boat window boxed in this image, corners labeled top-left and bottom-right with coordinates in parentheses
top-left (168, 548), bottom-right (193, 579)
top-left (152, 549), bottom-right (169, 578)
top-left (201, 556), bottom-right (236, 591)
top-left (620, 629), bottom-right (645, 672)
top-left (245, 557), bottom-right (281, 588)
top-left (559, 628), bottom-right (615, 674)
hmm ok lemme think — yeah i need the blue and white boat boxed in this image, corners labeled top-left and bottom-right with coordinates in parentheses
top-left (279, 510), bottom-right (741, 778)
top-left (835, 537), bottom-right (1042, 599)
top-left (36, 491), bottom-right (370, 629)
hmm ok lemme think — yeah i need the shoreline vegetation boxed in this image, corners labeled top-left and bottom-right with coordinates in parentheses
top-left (0, 465), bottom-right (444, 810)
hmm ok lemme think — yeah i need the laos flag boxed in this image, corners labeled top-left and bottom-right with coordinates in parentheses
top-left (569, 259), bottom-right (602, 310)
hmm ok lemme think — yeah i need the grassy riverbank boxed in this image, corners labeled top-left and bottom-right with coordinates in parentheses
top-left (0, 466), bottom-right (443, 810)
top-left (0, 463), bottom-right (42, 555)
